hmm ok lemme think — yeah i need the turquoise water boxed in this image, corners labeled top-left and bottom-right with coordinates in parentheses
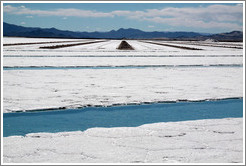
top-left (3, 98), bottom-right (243, 137)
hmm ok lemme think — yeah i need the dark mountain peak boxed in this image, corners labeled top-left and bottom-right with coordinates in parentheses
top-left (46, 27), bottom-right (61, 33)
top-left (208, 30), bottom-right (243, 42)
top-left (117, 28), bottom-right (143, 33)
top-left (213, 31), bottom-right (242, 37)
top-left (117, 28), bottom-right (125, 31)
top-left (228, 31), bottom-right (243, 34)
top-left (117, 28), bottom-right (128, 31)
top-left (4, 22), bottom-right (17, 26)
top-left (49, 27), bottom-right (58, 30)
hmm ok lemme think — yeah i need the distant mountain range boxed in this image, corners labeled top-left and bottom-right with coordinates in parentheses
top-left (3, 22), bottom-right (243, 41)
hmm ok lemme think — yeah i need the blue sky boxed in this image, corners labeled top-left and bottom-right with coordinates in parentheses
top-left (3, 3), bottom-right (243, 33)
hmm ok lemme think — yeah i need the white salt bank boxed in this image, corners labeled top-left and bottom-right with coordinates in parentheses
top-left (3, 118), bottom-right (243, 163)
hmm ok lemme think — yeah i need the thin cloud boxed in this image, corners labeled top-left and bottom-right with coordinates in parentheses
top-left (143, 16), bottom-right (242, 30)
top-left (3, 4), bottom-right (243, 30)
top-left (3, 5), bottom-right (114, 18)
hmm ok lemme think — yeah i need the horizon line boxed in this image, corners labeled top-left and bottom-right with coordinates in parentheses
top-left (4, 21), bottom-right (243, 34)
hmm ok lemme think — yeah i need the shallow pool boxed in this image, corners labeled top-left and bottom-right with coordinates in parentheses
top-left (3, 98), bottom-right (243, 137)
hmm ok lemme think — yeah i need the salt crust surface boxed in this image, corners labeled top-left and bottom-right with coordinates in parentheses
top-left (3, 67), bottom-right (243, 112)
top-left (3, 118), bottom-right (243, 163)
top-left (3, 38), bottom-right (243, 112)
top-left (3, 38), bottom-right (243, 56)
top-left (3, 56), bottom-right (242, 67)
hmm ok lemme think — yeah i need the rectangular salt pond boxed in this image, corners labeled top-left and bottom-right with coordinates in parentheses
top-left (3, 98), bottom-right (243, 137)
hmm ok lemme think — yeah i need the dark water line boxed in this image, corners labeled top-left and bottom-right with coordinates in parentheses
top-left (3, 40), bottom-right (91, 46)
top-left (3, 98), bottom-right (243, 137)
top-left (4, 55), bottom-right (243, 57)
top-left (3, 64), bottom-right (243, 70)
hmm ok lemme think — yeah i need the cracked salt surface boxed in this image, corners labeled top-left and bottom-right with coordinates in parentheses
top-left (3, 118), bottom-right (243, 163)
top-left (3, 67), bottom-right (243, 113)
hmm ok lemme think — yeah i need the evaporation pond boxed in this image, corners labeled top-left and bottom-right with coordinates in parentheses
top-left (3, 98), bottom-right (243, 137)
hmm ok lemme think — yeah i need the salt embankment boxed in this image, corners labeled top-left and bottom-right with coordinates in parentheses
top-left (3, 118), bottom-right (243, 163)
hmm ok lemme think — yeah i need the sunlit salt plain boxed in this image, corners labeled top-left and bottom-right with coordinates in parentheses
top-left (3, 37), bottom-right (243, 112)
top-left (2, 37), bottom-right (244, 163)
